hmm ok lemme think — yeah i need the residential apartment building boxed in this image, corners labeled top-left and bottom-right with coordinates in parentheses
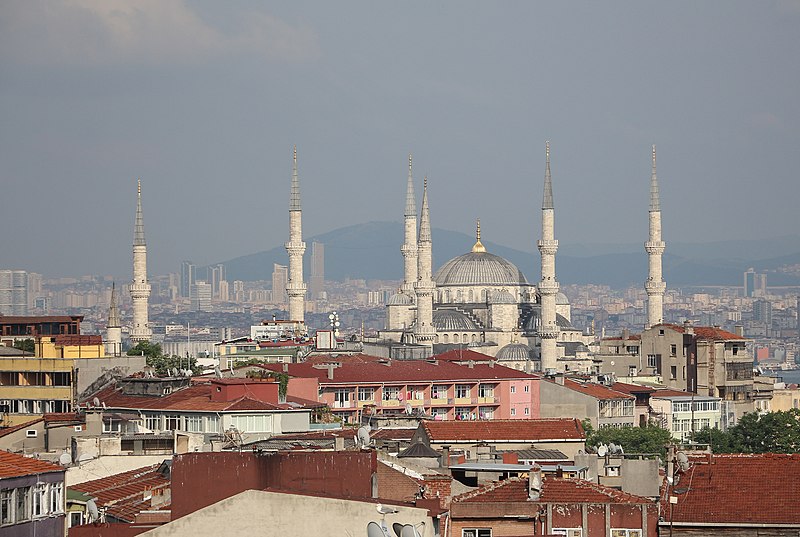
top-left (649, 390), bottom-right (722, 442)
top-left (539, 377), bottom-right (636, 429)
top-left (0, 450), bottom-right (66, 535)
top-left (261, 354), bottom-right (541, 423)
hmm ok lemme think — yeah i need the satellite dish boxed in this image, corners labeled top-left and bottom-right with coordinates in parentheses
top-left (92, 397), bottom-right (101, 407)
top-left (101, 402), bottom-right (106, 409)
top-left (677, 451), bottom-right (690, 472)
top-left (357, 426), bottom-right (371, 447)
top-left (405, 403), bottom-right (413, 415)
top-left (86, 499), bottom-right (99, 522)
top-left (608, 443), bottom-right (618, 454)
top-left (58, 452), bottom-right (71, 466)
top-left (597, 444), bottom-right (608, 457)
top-left (400, 524), bottom-right (419, 537)
top-left (367, 522), bottom-right (387, 537)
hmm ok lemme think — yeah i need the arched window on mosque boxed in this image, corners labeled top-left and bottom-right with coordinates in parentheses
top-left (443, 334), bottom-right (449, 344)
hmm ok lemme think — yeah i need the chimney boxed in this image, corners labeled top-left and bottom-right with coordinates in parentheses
top-left (440, 445), bottom-right (450, 469)
top-left (489, 360), bottom-right (495, 368)
top-left (734, 325), bottom-right (744, 337)
top-left (528, 465), bottom-right (542, 501)
top-left (555, 465), bottom-right (563, 478)
top-left (282, 363), bottom-right (289, 373)
top-left (502, 452), bottom-right (518, 464)
top-left (684, 320), bottom-right (694, 335)
top-left (334, 436), bottom-right (345, 451)
top-left (327, 363), bottom-right (334, 380)
top-left (468, 360), bottom-right (474, 369)
top-left (622, 328), bottom-right (630, 340)
top-left (555, 375), bottom-right (565, 386)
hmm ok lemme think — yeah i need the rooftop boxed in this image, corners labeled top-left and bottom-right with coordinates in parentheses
top-left (421, 418), bottom-right (585, 442)
top-left (455, 475), bottom-right (651, 504)
top-left (554, 378), bottom-right (635, 401)
top-left (0, 450), bottom-right (64, 479)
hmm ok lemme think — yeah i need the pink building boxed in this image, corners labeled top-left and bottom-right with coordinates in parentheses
top-left (262, 354), bottom-right (540, 423)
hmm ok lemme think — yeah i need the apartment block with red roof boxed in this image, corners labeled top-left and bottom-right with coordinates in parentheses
top-left (450, 467), bottom-right (657, 537)
top-left (261, 354), bottom-right (541, 423)
top-left (0, 450), bottom-right (66, 535)
top-left (662, 453), bottom-right (800, 535)
top-left (539, 377), bottom-right (636, 429)
top-left (410, 418), bottom-right (586, 459)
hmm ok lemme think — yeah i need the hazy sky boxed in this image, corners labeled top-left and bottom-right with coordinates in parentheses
top-left (2, 1), bottom-right (799, 278)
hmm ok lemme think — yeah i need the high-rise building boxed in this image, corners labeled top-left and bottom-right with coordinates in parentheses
top-left (233, 280), bottom-right (245, 303)
top-left (271, 264), bottom-right (288, 304)
top-left (744, 268), bottom-right (767, 298)
top-left (181, 261), bottom-right (196, 298)
top-left (753, 299), bottom-right (773, 326)
top-left (208, 264), bottom-right (226, 298)
top-left (310, 241), bottom-right (325, 299)
top-left (0, 270), bottom-right (28, 315)
top-left (218, 280), bottom-right (230, 302)
top-left (191, 281), bottom-right (212, 312)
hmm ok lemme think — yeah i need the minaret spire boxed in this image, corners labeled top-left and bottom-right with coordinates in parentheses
top-left (286, 145), bottom-right (307, 323)
top-left (537, 141), bottom-right (560, 372)
top-left (129, 180), bottom-right (152, 343)
top-left (106, 283), bottom-right (122, 356)
top-left (414, 176), bottom-right (436, 353)
top-left (405, 154), bottom-right (416, 217)
top-left (472, 218), bottom-right (486, 253)
top-left (645, 144), bottom-right (666, 328)
top-left (400, 154), bottom-right (419, 296)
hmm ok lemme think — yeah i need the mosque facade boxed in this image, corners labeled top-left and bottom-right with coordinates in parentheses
top-left (378, 144), bottom-right (664, 373)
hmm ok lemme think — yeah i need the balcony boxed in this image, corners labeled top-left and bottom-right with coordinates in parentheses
top-left (477, 396), bottom-right (498, 405)
top-left (428, 398), bottom-right (448, 406)
top-left (454, 397), bottom-right (472, 405)
top-left (357, 400), bottom-right (376, 408)
top-left (332, 400), bottom-right (353, 409)
top-left (381, 400), bottom-right (400, 407)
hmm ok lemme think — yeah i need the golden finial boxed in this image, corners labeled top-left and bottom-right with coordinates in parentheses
top-left (472, 218), bottom-right (486, 253)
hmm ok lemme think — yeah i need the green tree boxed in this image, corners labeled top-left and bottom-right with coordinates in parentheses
top-left (693, 409), bottom-right (800, 454)
top-left (586, 424), bottom-right (673, 457)
top-left (12, 338), bottom-right (35, 353)
top-left (127, 341), bottom-right (201, 376)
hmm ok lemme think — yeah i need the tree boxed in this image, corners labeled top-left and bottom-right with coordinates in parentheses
top-left (695, 409), bottom-right (800, 454)
top-left (586, 424), bottom-right (673, 457)
top-left (12, 338), bottom-right (34, 353)
top-left (127, 341), bottom-right (201, 376)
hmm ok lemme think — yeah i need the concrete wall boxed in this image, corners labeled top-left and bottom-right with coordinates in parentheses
top-left (74, 355), bottom-right (146, 396)
top-left (0, 420), bottom-right (45, 453)
top-left (143, 489), bottom-right (435, 537)
top-left (539, 381), bottom-right (599, 427)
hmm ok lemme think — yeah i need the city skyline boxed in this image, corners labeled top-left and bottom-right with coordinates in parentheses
top-left (2, 2), bottom-right (799, 278)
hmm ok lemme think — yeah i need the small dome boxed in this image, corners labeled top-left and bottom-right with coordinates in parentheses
top-left (434, 251), bottom-right (528, 287)
top-left (556, 292), bottom-right (570, 305)
top-left (489, 289), bottom-right (516, 304)
top-left (496, 343), bottom-right (533, 361)
top-left (433, 309), bottom-right (479, 331)
top-left (522, 310), bottom-right (573, 332)
top-left (387, 292), bottom-right (413, 306)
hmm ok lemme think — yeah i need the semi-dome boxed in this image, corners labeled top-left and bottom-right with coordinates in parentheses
top-left (489, 289), bottom-right (516, 304)
top-left (432, 309), bottom-right (479, 331)
top-left (434, 252), bottom-right (529, 287)
top-left (496, 342), bottom-right (533, 361)
top-left (387, 292), bottom-right (413, 306)
top-left (556, 292), bottom-right (570, 305)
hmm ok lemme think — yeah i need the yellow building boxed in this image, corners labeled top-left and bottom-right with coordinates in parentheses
top-left (771, 384), bottom-right (800, 411)
top-left (0, 335), bottom-right (104, 426)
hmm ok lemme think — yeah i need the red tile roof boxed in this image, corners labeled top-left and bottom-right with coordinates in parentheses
top-left (664, 453), bottom-right (800, 525)
top-left (71, 463), bottom-right (170, 522)
top-left (0, 450), bottom-right (64, 479)
top-left (556, 379), bottom-right (635, 400)
top-left (611, 382), bottom-right (656, 395)
top-left (422, 419), bottom-right (585, 442)
top-left (0, 418), bottom-right (43, 439)
top-left (455, 476), bottom-right (651, 504)
top-left (262, 358), bottom-right (538, 385)
top-left (654, 323), bottom-right (744, 341)
top-left (89, 382), bottom-right (321, 412)
top-left (434, 349), bottom-right (495, 362)
top-left (649, 389), bottom-right (708, 398)
top-left (44, 412), bottom-right (85, 424)
top-left (371, 428), bottom-right (417, 441)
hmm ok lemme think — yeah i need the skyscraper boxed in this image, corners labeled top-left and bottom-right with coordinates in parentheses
top-left (0, 270), bottom-right (28, 315)
top-left (191, 281), bottom-right (212, 312)
top-left (272, 263), bottom-right (288, 304)
top-left (181, 261), bottom-right (196, 298)
top-left (129, 180), bottom-right (152, 343)
top-left (310, 241), bottom-right (325, 299)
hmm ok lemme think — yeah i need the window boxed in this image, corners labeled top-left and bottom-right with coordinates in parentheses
top-left (670, 344), bottom-right (677, 357)
top-left (205, 415), bottom-right (220, 433)
top-left (358, 387), bottom-right (375, 402)
top-left (510, 408), bottom-right (516, 416)
top-left (524, 384), bottom-right (530, 393)
top-left (611, 530), bottom-right (642, 537)
top-left (32, 484), bottom-right (46, 517)
top-left (15, 486), bottom-right (28, 523)
top-left (552, 530), bottom-right (582, 537)
top-left (455, 407), bottom-right (472, 420)
top-left (432, 385), bottom-right (448, 399)
top-left (455, 385), bottom-right (470, 398)
top-left (145, 415), bottom-right (161, 432)
top-left (103, 419), bottom-right (121, 433)
top-left (478, 384), bottom-right (493, 398)
top-left (382, 386), bottom-right (400, 401)
top-left (510, 385), bottom-right (516, 394)
top-left (333, 389), bottom-right (351, 408)
top-left (25, 429), bottom-right (37, 438)
top-left (431, 408), bottom-right (448, 420)
top-left (230, 414), bottom-right (270, 433)
top-left (670, 366), bottom-right (677, 380)
top-left (49, 483), bottom-right (63, 514)
top-left (70, 511), bottom-right (83, 527)
top-left (647, 354), bottom-right (657, 368)
top-left (165, 415), bottom-right (181, 431)
top-left (628, 366), bottom-right (637, 377)
top-left (462, 529), bottom-right (491, 537)
top-left (524, 407), bottom-right (530, 416)
top-left (185, 415), bottom-right (203, 432)
top-left (1, 489), bottom-right (13, 525)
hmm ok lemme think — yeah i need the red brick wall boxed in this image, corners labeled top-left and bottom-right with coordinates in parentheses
top-left (377, 462), bottom-right (422, 503)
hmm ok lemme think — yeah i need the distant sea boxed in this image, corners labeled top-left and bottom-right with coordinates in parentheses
top-left (767, 369), bottom-right (800, 385)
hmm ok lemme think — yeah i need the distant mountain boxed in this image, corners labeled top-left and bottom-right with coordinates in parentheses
top-left (215, 222), bottom-right (800, 288)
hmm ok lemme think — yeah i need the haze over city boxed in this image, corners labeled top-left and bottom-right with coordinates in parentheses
top-left (2, 1), bottom-right (799, 278)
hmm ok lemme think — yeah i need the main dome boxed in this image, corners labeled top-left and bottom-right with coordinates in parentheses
top-left (434, 251), bottom-right (529, 287)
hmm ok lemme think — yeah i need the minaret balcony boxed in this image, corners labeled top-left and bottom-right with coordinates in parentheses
top-left (538, 280), bottom-right (560, 294)
top-left (645, 280), bottom-right (666, 294)
top-left (644, 241), bottom-right (665, 254)
top-left (537, 240), bottom-right (558, 255)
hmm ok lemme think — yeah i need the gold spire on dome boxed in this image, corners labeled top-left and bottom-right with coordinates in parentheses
top-left (472, 218), bottom-right (486, 253)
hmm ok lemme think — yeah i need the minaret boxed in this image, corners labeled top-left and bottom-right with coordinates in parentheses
top-left (537, 142), bottom-right (559, 371)
top-left (106, 283), bottom-right (122, 356)
top-left (401, 154), bottom-right (418, 294)
top-left (414, 177), bottom-right (436, 350)
top-left (129, 179), bottom-right (152, 343)
top-left (285, 146), bottom-right (307, 323)
top-left (645, 145), bottom-right (666, 328)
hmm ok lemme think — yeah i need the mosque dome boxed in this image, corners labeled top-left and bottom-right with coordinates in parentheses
top-left (387, 292), bottom-right (413, 306)
top-left (434, 252), bottom-right (529, 287)
top-left (556, 292), bottom-right (570, 305)
top-left (489, 289), bottom-right (516, 304)
top-left (432, 309), bottom-right (479, 331)
top-left (496, 342), bottom-right (533, 361)
top-left (522, 310), bottom-right (573, 333)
